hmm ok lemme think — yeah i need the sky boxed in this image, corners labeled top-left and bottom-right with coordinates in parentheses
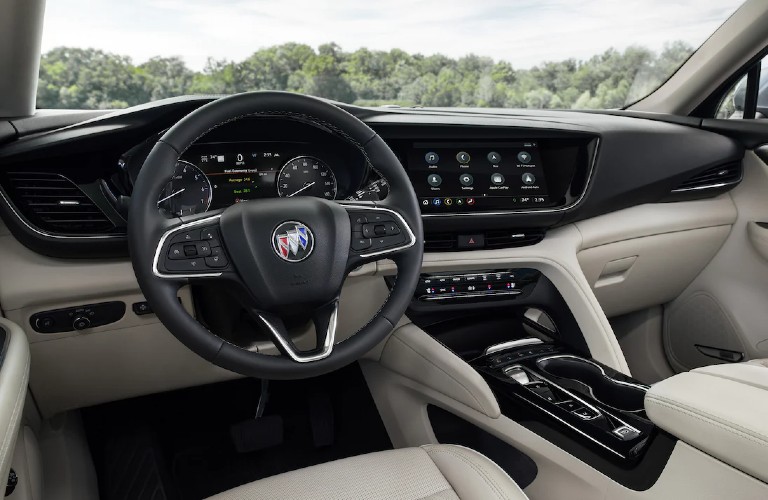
top-left (41, 0), bottom-right (744, 70)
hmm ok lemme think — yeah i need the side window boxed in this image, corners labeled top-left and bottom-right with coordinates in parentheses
top-left (716, 57), bottom-right (768, 119)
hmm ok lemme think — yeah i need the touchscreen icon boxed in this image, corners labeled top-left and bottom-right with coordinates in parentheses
top-left (425, 152), bottom-right (439, 164)
top-left (456, 151), bottom-right (471, 164)
top-left (459, 173), bottom-right (474, 186)
top-left (427, 174), bottom-right (443, 187)
top-left (517, 151), bottom-right (531, 164)
top-left (522, 173), bottom-right (536, 185)
top-left (487, 152), bottom-right (501, 164)
top-left (491, 173), bottom-right (505, 185)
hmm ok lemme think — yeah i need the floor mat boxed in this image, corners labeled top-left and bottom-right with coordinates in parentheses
top-left (84, 363), bottom-right (392, 500)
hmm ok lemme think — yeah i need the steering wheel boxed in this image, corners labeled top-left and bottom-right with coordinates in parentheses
top-left (128, 92), bottom-right (423, 379)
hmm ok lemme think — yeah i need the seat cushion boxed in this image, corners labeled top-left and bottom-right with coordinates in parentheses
top-left (207, 444), bottom-right (529, 500)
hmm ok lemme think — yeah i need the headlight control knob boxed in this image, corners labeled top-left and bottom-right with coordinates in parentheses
top-left (73, 316), bottom-right (91, 331)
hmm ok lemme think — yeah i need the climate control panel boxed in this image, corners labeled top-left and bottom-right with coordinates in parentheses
top-left (417, 268), bottom-right (540, 302)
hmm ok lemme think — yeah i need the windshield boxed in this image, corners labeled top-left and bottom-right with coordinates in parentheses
top-left (38, 0), bottom-right (742, 110)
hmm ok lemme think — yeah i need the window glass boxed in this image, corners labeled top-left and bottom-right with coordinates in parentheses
top-left (39, 0), bottom-right (743, 110)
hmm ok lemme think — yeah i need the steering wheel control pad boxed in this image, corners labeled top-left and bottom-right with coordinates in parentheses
top-left (157, 222), bottom-right (230, 274)
top-left (219, 197), bottom-right (351, 310)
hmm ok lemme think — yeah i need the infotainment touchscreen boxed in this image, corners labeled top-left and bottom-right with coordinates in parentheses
top-left (406, 142), bottom-right (553, 213)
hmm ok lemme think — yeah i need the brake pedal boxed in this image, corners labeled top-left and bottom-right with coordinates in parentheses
top-left (230, 379), bottom-right (284, 453)
top-left (309, 392), bottom-right (335, 448)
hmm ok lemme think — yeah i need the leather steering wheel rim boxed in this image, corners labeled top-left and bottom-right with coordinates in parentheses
top-left (128, 91), bottom-right (424, 380)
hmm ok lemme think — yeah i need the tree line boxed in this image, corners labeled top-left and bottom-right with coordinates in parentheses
top-left (37, 41), bottom-right (694, 110)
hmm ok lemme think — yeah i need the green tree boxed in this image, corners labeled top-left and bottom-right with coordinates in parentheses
top-left (38, 47), bottom-right (150, 108)
top-left (37, 41), bottom-right (696, 111)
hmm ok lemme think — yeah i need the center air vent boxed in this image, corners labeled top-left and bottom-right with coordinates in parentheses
top-left (672, 163), bottom-right (742, 192)
top-left (4, 172), bottom-right (115, 235)
top-left (424, 229), bottom-right (546, 252)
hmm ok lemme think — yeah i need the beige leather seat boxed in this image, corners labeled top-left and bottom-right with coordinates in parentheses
top-left (207, 444), bottom-right (529, 500)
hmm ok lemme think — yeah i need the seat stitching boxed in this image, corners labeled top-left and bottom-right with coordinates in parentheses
top-left (418, 487), bottom-right (457, 500)
top-left (646, 397), bottom-right (768, 448)
top-left (389, 334), bottom-right (490, 414)
top-left (426, 448), bottom-right (509, 500)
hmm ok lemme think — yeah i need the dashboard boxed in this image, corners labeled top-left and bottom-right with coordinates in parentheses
top-left (0, 97), bottom-right (746, 258)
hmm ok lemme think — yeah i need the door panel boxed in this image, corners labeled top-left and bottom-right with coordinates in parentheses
top-left (664, 150), bottom-right (768, 370)
top-left (0, 318), bottom-right (30, 483)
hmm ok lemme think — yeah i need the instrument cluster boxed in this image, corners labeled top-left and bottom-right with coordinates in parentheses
top-left (157, 141), bottom-right (387, 216)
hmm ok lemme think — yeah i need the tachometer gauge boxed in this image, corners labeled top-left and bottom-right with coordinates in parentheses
top-left (157, 160), bottom-right (212, 216)
top-left (277, 156), bottom-right (337, 200)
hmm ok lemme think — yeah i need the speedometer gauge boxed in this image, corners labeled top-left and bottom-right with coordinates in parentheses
top-left (157, 160), bottom-right (212, 216)
top-left (276, 156), bottom-right (337, 200)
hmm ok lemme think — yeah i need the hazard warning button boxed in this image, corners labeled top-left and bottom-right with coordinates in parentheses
top-left (458, 234), bottom-right (485, 249)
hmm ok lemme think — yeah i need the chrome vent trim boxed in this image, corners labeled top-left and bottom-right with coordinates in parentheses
top-left (671, 163), bottom-right (742, 193)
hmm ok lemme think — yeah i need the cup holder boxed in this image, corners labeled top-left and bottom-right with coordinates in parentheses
top-left (536, 355), bottom-right (647, 412)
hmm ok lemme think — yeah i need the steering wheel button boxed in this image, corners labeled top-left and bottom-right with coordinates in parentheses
top-left (196, 242), bottom-right (212, 256)
top-left (370, 232), bottom-right (406, 251)
top-left (183, 244), bottom-right (198, 257)
top-left (383, 222), bottom-right (400, 235)
top-left (168, 243), bottom-right (186, 259)
top-left (205, 254), bottom-right (228, 268)
top-left (200, 227), bottom-right (219, 240)
top-left (351, 238), bottom-right (372, 251)
top-left (207, 238), bottom-right (221, 248)
top-left (368, 213), bottom-right (393, 223)
top-left (165, 258), bottom-right (206, 272)
top-left (170, 229), bottom-right (201, 244)
top-left (350, 214), bottom-right (368, 225)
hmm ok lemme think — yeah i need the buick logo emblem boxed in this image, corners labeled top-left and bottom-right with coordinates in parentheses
top-left (272, 221), bottom-right (314, 262)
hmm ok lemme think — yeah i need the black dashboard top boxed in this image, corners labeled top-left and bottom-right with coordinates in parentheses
top-left (0, 96), bottom-right (746, 258)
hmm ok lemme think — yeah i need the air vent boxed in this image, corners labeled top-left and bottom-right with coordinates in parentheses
top-left (424, 229), bottom-right (546, 252)
top-left (672, 163), bottom-right (742, 192)
top-left (5, 172), bottom-right (115, 235)
top-left (424, 233), bottom-right (457, 251)
top-left (485, 229), bottom-right (546, 249)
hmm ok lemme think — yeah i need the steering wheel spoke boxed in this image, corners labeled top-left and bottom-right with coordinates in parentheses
top-left (340, 202), bottom-right (417, 268)
top-left (152, 210), bottom-right (234, 280)
top-left (255, 300), bottom-right (339, 363)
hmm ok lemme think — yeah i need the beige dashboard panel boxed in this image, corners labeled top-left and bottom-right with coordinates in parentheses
top-left (0, 219), bottom-right (394, 416)
top-left (578, 226), bottom-right (731, 318)
top-left (574, 194), bottom-right (736, 250)
top-left (378, 224), bottom-right (630, 374)
top-left (0, 216), bottom-right (630, 413)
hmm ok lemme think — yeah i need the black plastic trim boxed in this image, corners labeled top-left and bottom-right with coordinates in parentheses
top-left (488, 375), bottom-right (677, 491)
top-left (701, 119), bottom-right (768, 149)
top-left (0, 327), bottom-right (8, 369)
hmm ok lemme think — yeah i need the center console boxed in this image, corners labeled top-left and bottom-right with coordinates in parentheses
top-left (406, 266), bottom-right (676, 490)
top-left (474, 340), bottom-right (653, 461)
